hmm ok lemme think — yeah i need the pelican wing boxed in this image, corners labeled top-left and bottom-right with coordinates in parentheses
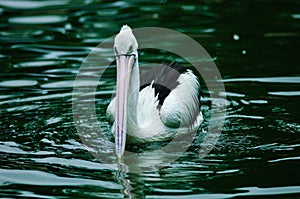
top-left (159, 70), bottom-right (201, 128)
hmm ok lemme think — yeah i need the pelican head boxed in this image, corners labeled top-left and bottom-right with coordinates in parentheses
top-left (114, 25), bottom-right (138, 160)
top-left (114, 25), bottom-right (138, 56)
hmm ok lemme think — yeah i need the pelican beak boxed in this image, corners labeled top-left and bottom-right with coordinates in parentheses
top-left (115, 54), bottom-right (135, 161)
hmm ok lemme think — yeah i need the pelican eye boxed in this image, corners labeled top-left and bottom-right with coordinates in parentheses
top-left (128, 45), bottom-right (133, 54)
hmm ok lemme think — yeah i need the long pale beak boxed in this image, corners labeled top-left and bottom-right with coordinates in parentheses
top-left (115, 54), bottom-right (135, 161)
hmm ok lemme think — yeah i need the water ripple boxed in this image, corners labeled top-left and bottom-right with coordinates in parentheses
top-left (0, 0), bottom-right (71, 9)
top-left (222, 76), bottom-right (300, 83)
top-left (268, 91), bottom-right (300, 96)
top-left (269, 156), bottom-right (300, 163)
top-left (9, 15), bottom-right (68, 25)
top-left (0, 80), bottom-right (38, 87)
top-left (0, 0), bottom-right (299, 198)
top-left (32, 157), bottom-right (116, 170)
top-left (0, 169), bottom-right (119, 188)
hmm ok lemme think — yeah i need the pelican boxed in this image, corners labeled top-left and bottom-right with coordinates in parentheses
top-left (107, 25), bottom-right (203, 160)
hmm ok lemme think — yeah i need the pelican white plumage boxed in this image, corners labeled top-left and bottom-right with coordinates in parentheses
top-left (106, 25), bottom-right (203, 159)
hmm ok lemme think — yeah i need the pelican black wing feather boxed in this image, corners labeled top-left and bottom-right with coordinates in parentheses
top-left (140, 62), bottom-right (187, 108)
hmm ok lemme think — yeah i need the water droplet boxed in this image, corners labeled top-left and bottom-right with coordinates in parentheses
top-left (65, 23), bottom-right (72, 30)
top-left (233, 34), bottom-right (240, 41)
top-left (153, 13), bottom-right (159, 19)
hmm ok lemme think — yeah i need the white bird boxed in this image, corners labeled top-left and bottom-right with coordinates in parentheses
top-left (106, 25), bottom-right (203, 160)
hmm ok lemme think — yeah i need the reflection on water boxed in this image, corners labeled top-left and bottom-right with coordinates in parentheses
top-left (0, 0), bottom-right (300, 198)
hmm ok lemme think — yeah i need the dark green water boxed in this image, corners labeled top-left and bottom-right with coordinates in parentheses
top-left (1, 0), bottom-right (300, 198)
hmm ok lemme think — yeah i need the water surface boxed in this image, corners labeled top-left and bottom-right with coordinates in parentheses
top-left (0, 0), bottom-right (299, 198)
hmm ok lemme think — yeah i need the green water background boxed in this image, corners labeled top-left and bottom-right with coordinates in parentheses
top-left (0, 0), bottom-right (299, 198)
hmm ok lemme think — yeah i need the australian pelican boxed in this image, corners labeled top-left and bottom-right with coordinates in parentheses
top-left (107, 25), bottom-right (203, 160)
